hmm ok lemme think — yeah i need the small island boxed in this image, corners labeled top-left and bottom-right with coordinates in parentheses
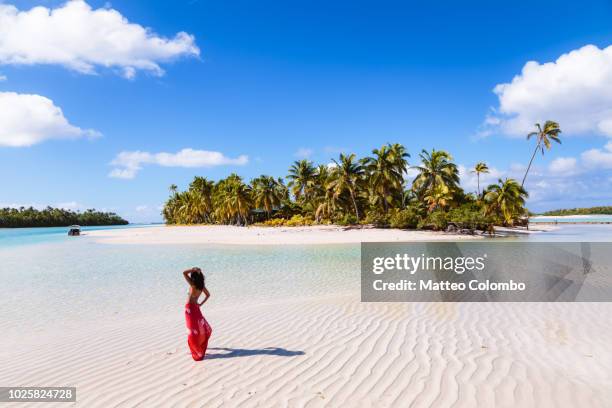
top-left (541, 206), bottom-right (612, 216)
top-left (162, 142), bottom-right (534, 234)
top-left (0, 207), bottom-right (129, 228)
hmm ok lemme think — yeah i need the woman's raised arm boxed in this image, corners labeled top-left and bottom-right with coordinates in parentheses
top-left (182, 268), bottom-right (195, 287)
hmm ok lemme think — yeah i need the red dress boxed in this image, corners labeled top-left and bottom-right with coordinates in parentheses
top-left (185, 302), bottom-right (212, 361)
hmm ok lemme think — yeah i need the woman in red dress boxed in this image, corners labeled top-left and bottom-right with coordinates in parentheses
top-left (183, 267), bottom-right (212, 361)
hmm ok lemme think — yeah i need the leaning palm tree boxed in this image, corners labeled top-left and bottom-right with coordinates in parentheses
top-left (328, 153), bottom-right (365, 222)
top-left (484, 178), bottom-right (528, 226)
top-left (412, 149), bottom-right (459, 198)
top-left (522, 121), bottom-right (562, 187)
top-left (287, 160), bottom-right (317, 203)
top-left (471, 162), bottom-right (489, 197)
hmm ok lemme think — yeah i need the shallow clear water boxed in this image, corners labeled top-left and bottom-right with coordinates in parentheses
top-left (519, 224), bottom-right (612, 242)
top-left (0, 235), bottom-right (359, 339)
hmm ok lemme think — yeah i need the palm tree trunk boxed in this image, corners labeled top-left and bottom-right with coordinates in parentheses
top-left (477, 173), bottom-right (480, 197)
top-left (383, 186), bottom-right (389, 213)
top-left (522, 142), bottom-right (540, 187)
top-left (350, 190), bottom-right (360, 222)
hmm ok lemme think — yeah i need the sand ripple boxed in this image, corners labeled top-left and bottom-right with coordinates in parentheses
top-left (2, 297), bottom-right (612, 407)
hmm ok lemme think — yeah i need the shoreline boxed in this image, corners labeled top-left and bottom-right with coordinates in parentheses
top-left (530, 221), bottom-right (612, 224)
top-left (86, 224), bottom-right (560, 245)
top-left (87, 224), bottom-right (487, 245)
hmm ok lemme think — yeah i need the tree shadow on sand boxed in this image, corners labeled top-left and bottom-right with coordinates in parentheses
top-left (206, 347), bottom-right (305, 360)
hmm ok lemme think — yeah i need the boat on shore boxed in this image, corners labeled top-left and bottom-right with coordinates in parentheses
top-left (67, 225), bottom-right (81, 236)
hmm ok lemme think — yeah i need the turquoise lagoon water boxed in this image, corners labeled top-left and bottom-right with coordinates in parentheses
top-left (530, 215), bottom-right (612, 223)
top-left (0, 224), bottom-right (159, 247)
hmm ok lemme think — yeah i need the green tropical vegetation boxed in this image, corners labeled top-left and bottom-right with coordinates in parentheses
top-left (541, 206), bottom-right (612, 216)
top-left (0, 207), bottom-right (128, 228)
top-left (483, 179), bottom-right (528, 226)
top-left (163, 142), bottom-right (533, 233)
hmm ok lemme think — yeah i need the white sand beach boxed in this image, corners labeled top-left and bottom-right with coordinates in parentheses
top-left (3, 295), bottom-right (611, 407)
top-left (88, 224), bottom-right (484, 245)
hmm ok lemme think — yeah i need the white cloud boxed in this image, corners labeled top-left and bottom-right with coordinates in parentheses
top-left (109, 148), bottom-right (249, 179)
top-left (0, 0), bottom-right (199, 78)
top-left (294, 147), bottom-right (314, 159)
top-left (135, 205), bottom-right (149, 212)
top-left (0, 91), bottom-right (100, 147)
top-left (581, 141), bottom-right (612, 169)
top-left (548, 157), bottom-right (578, 175)
top-left (0, 73), bottom-right (6, 81)
top-left (483, 44), bottom-right (612, 137)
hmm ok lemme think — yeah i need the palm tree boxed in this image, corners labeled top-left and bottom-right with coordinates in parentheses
top-left (174, 191), bottom-right (192, 223)
top-left (362, 143), bottom-right (409, 213)
top-left (471, 162), bottom-right (489, 197)
top-left (424, 184), bottom-right (453, 212)
top-left (251, 175), bottom-right (286, 218)
top-left (412, 149), bottom-right (459, 201)
top-left (313, 164), bottom-right (330, 196)
top-left (315, 183), bottom-right (335, 222)
top-left (169, 184), bottom-right (178, 195)
top-left (190, 177), bottom-right (213, 196)
top-left (188, 176), bottom-right (214, 222)
top-left (214, 174), bottom-right (253, 225)
top-left (310, 164), bottom-right (332, 219)
top-left (484, 178), bottom-right (528, 226)
top-left (287, 160), bottom-right (317, 203)
top-left (388, 143), bottom-right (410, 174)
top-left (328, 153), bottom-right (365, 221)
top-left (522, 121), bottom-right (561, 187)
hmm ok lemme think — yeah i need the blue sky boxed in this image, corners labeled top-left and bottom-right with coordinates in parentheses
top-left (1, 0), bottom-right (612, 222)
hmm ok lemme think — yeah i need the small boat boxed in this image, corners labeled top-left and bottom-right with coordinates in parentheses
top-left (68, 225), bottom-right (81, 236)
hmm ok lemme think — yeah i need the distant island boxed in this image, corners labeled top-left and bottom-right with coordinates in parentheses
top-left (541, 206), bottom-right (612, 216)
top-left (0, 207), bottom-right (129, 228)
top-left (163, 121), bottom-right (563, 233)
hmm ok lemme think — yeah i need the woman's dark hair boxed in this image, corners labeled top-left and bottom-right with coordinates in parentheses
top-left (191, 270), bottom-right (205, 290)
